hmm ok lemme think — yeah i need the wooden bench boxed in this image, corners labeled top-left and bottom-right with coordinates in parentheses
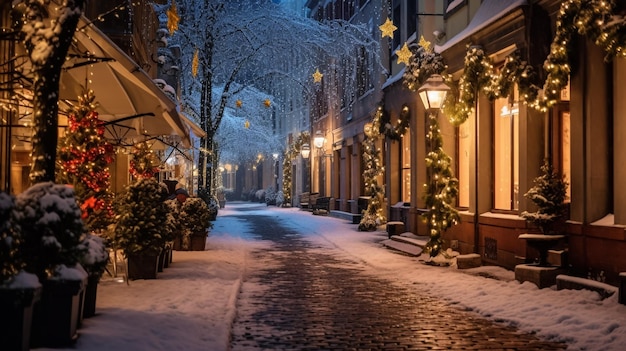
top-left (312, 196), bottom-right (331, 215)
top-left (299, 192), bottom-right (310, 209)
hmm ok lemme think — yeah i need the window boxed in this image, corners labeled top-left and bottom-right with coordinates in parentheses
top-left (560, 111), bottom-right (571, 201)
top-left (392, 1), bottom-right (401, 50)
top-left (401, 125), bottom-right (411, 203)
top-left (493, 88), bottom-right (520, 211)
top-left (407, 0), bottom-right (416, 37)
top-left (457, 117), bottom-right (471, 208)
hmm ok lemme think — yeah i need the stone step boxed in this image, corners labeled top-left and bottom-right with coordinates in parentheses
top-left (391, 233), bottom-right (428, 248)
top-left (381, 238), bottom-right (423, 256)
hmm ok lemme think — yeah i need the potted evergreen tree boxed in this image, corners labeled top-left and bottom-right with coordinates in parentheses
top-left (179, 197), bottom-right (212, 251)
top-left (14, 182), bottom-right (88, 348)
top-left (112, 177), bottom-right (169, 280)
top-left (0, 192), bottom-right (42, 351)
top-left (519, 159), bottom-right (568, 266)
top-left (521, 159), bottom-right (568, 234)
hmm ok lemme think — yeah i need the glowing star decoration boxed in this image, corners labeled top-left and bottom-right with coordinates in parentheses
top-left (236, 99), bottom-right (242, 108)
top-left (244, 120), bottom-right (250, 129)
top-left (192, 49), bottom-right (199, 77)
top-left (312, 68), bottom-right (323, 83)
top-left (379, 18), bottom-right (397, 39)
top-left (419, 35), bottom-right (432, 52)
top-left (167, 0), bottom-right (180, 35)
top-left (396, 43), bottom-right (412, 66)
top-left (264, 99), bottom-right (271, 108)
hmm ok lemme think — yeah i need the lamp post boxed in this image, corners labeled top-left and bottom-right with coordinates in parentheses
top-left (272, 152), bottom-right (279, 192)
top-left (300, 143), bottom-right (311, 193)
top-left (417, 74), bottom-right (455, 257)
top-left (313, 130), bottom-right (333, 196)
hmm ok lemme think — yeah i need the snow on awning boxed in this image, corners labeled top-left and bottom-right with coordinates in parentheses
top-left (435, 0), bottom-right (527, 53)
top-left (180, 113), bottom-right (206, 138)
top-left (60, 16), bottom-right (191, 148)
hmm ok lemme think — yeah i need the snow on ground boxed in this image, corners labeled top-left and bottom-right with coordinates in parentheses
top-left (38, 202), bottom-right (626, 351)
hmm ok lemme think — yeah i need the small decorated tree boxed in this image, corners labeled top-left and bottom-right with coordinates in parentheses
top-left (521, 159), bottom-right (568, 234)
top-left (56, 91), bottom-right (115, 233)
top-left (112, 178), bottom-right (169, 256)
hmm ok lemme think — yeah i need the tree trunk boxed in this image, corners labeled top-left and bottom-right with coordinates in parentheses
top-left (23, 0), bottom-right (86, 184)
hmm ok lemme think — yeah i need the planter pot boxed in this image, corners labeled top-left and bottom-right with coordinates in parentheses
top-left (127, 251), bottom-right (160, 280)
top-left (163, 245), bottom-right (172, 268)
top-left (190, 232), bottom-right (207, 251)
top-left (219, 200), bottom-right (226, 208)
top-left (172, 236), bottom-right (182, 251)
top-left (0, 286), bottom-right (42, 351)
top-left (208, 212), bottom-right (217, 221)
top-left (81, 274), bottom-right (100, 319)
top-left (31, 278), bottom-right (86, 348)
top-left (157, 248), bottom-right (168, 272)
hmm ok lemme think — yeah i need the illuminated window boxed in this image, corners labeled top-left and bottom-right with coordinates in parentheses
top-left (494, 88), bottom-right (519, 211)
top-left (458, 118), bottom-right (471, 207)
top-left (401, 129), bottom-right (411, 202)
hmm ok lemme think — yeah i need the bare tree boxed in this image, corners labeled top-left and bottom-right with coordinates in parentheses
top-left (166, 0), bottom-right (382, 195)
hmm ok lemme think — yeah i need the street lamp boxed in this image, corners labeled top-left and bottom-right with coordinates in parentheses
top-left (300, 143), bottom-right (310, 159)
top-left (313, 130), bottom-right (325, 149)
top-left (417, 74), bottom-right (450, 111)
top-left (272, 152), bottom-right (279, 191)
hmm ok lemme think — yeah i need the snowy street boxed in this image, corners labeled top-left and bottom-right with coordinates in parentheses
top-left (37, 202), bottom-right (626, 351)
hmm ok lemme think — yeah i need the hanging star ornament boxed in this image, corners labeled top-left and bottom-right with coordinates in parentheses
top-left (312, 68), bottom-right (323, 83)
top-left (167, 0), bottom-right (180, 35)
top-left (244, 120), bottom-right (250, 129)
top-left (264, 99), bottom-right (271, 108)
top-left (236, 99), bottom-right (242, 108)
top-left (379, 18), bottom-right (397, 39)
top-left (419, 35), bottom-right (432, 52)
top-left (191, 49), bottom-right (199, 77)
top-left (396, 42), bottom-right (412, 66)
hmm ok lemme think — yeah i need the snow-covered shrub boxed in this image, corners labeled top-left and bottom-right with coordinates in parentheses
top-left (180, 197), bottom-right (211, 234)
top-left (358, 213), bottom-right (379, 232)
top-left (112, 178), bottom-right (169, 255)
top-left (275, 191), bottom-right (284, 207)
top-left (265, 186), bottom-right (276, 206)
top-left (0, 192), bottom-right (22, 284)
top-left (255, 189), bottom-right (266, 203)
top-left (78, 233), bottom-right (109, 277)
top-left (14, 182), bottom-right (87, 281)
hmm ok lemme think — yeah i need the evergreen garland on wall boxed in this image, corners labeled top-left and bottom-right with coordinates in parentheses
top-left (423, 113), bottom-right (460, 256)
top-left (358, 106), bottom-right (387, 231)
top-left (283, 131), bottom-right (310, 206)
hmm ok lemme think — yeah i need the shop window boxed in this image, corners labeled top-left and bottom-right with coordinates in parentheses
top-left (457, 118), bottom-right (471, 208)
top-left (493, 88), bottom-right (519, 211)
top-left (401, 127), bottom-right (411, 203)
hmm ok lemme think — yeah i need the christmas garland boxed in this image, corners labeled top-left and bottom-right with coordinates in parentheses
top-left (359, 105), bottom-right (387, 231)
top-left (423, 0), bottom-right (626, 122)
top-left (282, 131), bottom-right (310, 206)
top-left (380, 104), bottom-right (410, 140)
top-left (129, 141), bottom-right (160, 179)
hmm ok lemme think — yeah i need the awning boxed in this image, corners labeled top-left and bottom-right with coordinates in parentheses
top-left (180, 113), bottom-right (206, 138)
top-left (59, 16), bottom-right (191, 147)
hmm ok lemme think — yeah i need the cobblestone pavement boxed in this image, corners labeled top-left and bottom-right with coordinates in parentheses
top-left (230, 214), bottom-right (567, 351)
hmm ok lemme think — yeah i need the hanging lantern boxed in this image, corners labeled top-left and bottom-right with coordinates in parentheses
top-left (244, 120), bottom-right (250, 129)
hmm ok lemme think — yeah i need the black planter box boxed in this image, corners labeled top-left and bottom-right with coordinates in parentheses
top-left (30, 278), bottom-right (86, 348)
top-left (81, 274), bottom-right (100, 318)
top-left (0, 286), bottom-right (42, 351)
top-left (127, 252), bottom-right (160, 280)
